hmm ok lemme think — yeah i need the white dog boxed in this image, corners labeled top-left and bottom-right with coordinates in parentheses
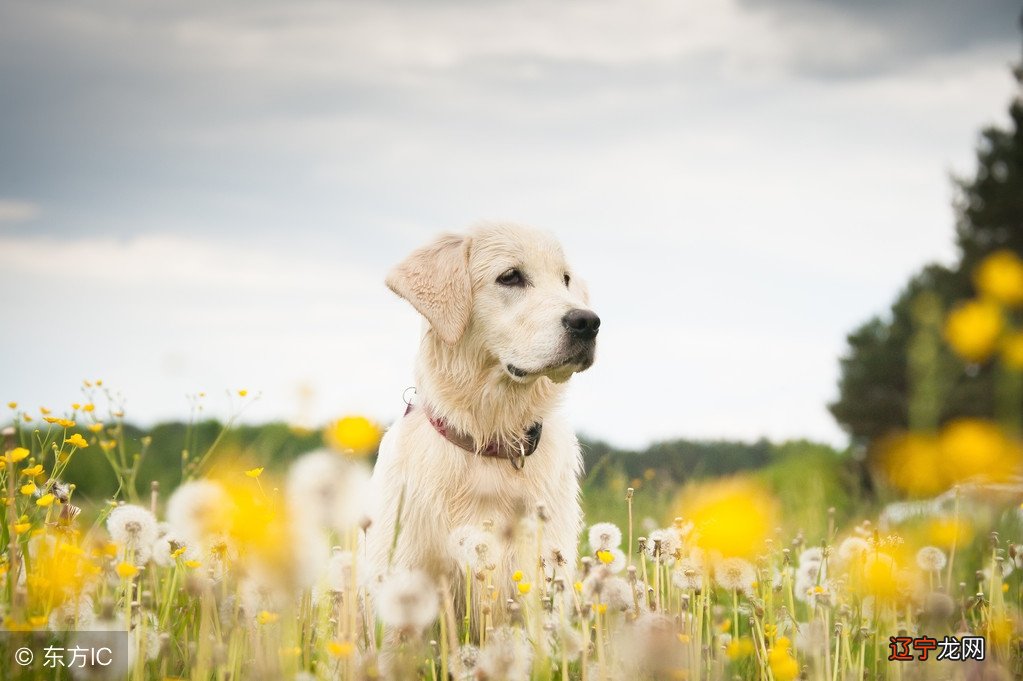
top-left (366, 222), bottom-right (599, 613)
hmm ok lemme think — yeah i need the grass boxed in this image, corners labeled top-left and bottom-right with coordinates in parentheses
top-left (1, 390), bottom-right (1022, 681)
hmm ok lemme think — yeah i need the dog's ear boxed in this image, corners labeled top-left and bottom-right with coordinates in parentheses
top-left (386, 233), bottom-right (472, 345)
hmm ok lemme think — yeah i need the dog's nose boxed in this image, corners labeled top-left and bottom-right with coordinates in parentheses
top-left (562, 309), bottom-right (600, 340)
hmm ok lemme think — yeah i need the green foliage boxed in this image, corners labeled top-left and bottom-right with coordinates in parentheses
top-left (61, 421), bottom-right (325, 505)
top-left (830, 65), bottom-right (1023, 445)
top-left (579, 436), bottom-right (853, 535)
top-left (755, 439), bottom-right (866, 543)
top-left (580, 436), bottom-right (773, 484)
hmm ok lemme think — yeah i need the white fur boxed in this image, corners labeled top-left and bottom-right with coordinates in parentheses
top-left (366, 222), bottom-right (597, 609)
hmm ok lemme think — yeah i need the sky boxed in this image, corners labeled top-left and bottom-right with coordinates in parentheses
top-left (1, 0), bottom-right (1021, 449)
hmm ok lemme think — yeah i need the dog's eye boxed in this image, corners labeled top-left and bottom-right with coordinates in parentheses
top-left (563, 273), bottom-right (571, 288)
top-left (497, 269), bottom-right (525, 287)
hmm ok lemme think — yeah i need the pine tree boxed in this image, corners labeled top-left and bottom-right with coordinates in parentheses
top-left (829, 61), bottom-right (1023, 445)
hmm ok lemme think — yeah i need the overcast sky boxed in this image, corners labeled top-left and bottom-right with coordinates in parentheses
top-left (1, 1), bottom-right (1021, 449)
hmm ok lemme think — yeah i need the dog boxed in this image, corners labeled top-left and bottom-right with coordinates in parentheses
top-left (366, 222), bottom-right (599, 617)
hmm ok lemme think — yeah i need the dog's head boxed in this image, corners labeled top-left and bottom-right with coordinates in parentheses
top-left (386, 223), bottom-right (599, 384)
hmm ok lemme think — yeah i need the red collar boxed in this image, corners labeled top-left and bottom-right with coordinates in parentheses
top-left (405, 401), bottom-right (543, 469)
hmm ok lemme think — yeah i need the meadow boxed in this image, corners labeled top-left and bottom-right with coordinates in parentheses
top-left (4, 251), bottom-right (1023, 680)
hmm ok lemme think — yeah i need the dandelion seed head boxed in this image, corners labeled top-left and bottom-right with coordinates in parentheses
top-left (286, 450), bottom-right (371, 534)
top-left (376, 569), bottom-right (439, 633)
top-left (238, 572), bottom-right (287, 620)
top-left (672, 555), bottom-right (705, 591)
top-left (581, 567), bottom-right (610, 603)
top-left (602, 577), bottom-right (634, 611)
top-left (106, 504), bottom-right (158, 565)
top-left (477, 626), bottom-right (533, 681)
top-left (166, 479), bottom-right (232, 546)
top-left (837, 537), bottom-right (870, 563)
top-left (798, 547), bottom-right (825, 566)
top-left (451, 645), bottom-right (480, 679)
top-left (313, 548), bottom-right (354, 603)
top-left (150, 523), bottom-right (197, 568)
top-left (644, 528), bottom-right (681, 561)
top-left (916, 546), bottom-right (948, 572)
top-left (620, 613), bottom-right (684, 676)
top-left (48, 596), bottom-right (95, 631)
top-left (448, 525), bottom-right (497, 571)
top-left (587, 522), bottom-right (622, 551)
top-left (714, 557), bottom-right (756, 592)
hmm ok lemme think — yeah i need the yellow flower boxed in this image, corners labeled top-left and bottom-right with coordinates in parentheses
top-left (44, 416), bottom-right (59, 424)
top-left (36, 494), bottom-right (55, 507)
top-left (940, 418), bottom-right (1021, 485)
top-left (22, 414), bottom-right (32, 423)
top-left (596, 549), bottom-right (614, 564)
top-left (99, 440), bottom-right (116, 452)
top-left (974, 250), bottom-right (1023, 306)
top-left (184, 560), bottom-right (201, 569)
top-left (926, 518), bottom-right (974, 548)
top-left (238, 389), bottom-right (248, 397)
top-left (244, 467), bottom-right (264, 479)
top-left (257, 610), bottom-right (279, 625)
top-left (115, 562), bottom-right (138, 579)
top-left (39, 406), bottom-right (51, 415)
top-left (512, 570), bottom-right (524, 582)
top-left (767, 638), bottom-right (799, 681)
top-left (22, 464), bottom-right (43, 477)
top-left (945, 299), bottom-right (1002, 362)
top-left (595, 603), bottom-right (608, 614)
top-left (679, 477), bottom-right (778, 558)
top-left (574, 581), bottom-right (583, 592)
top-left (87, 423), bottom-right (104, 433)
top-left (56, 418), bottom-right (76, 428)
top-left (7, 402), bottom-right (16, 409)
top-left (858, 554), bottom-right (900, 602)
top-left (29, 615), bottom-right (47, 627)
top-left (71, 403), bottom-right (81, 410)
top-left (82, 404), bottom-right (95, 413)
top-left (517, 582), bottom-right (532, 595)
top-left (65, 434), bottom-right (89, 449)
top-left (171, 547), bottom-right (187, 559)
top-left (726, 637), bottom-right (755, 660)
top-left (20, 483), bottom-right (36, 496)
top-left (7, 447), bottom-right (29, 463)
top-left (874, 432), bottom-right (945, 497)
top-left (324, 415), bottom-right (382, 456)
top-left (327, 640), bottom-right (355, 658)
top-left (13, 522), bottom-right (31, 534)
top-left (1003, 332), bottom-right (1023, 370)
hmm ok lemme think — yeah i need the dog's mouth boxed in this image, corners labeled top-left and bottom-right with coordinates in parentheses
top-left (505, 351), bottom-right (595, 383)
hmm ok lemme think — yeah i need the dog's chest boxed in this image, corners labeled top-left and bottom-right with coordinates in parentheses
top-left (443, 456), bottom-right (531, 522)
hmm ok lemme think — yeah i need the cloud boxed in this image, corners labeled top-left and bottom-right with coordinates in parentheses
top-left (0, 231), bottom-right (420, 428)
top-left (0, 1), bottom-right (1019, 445)
top-left (737, 0), bottom-right (1021, 78)
top-left (0, 199), bottom-right (39, 223)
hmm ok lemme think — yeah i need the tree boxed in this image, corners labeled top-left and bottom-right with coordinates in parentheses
top-left (829, 62), bottom-right (1023, 446)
